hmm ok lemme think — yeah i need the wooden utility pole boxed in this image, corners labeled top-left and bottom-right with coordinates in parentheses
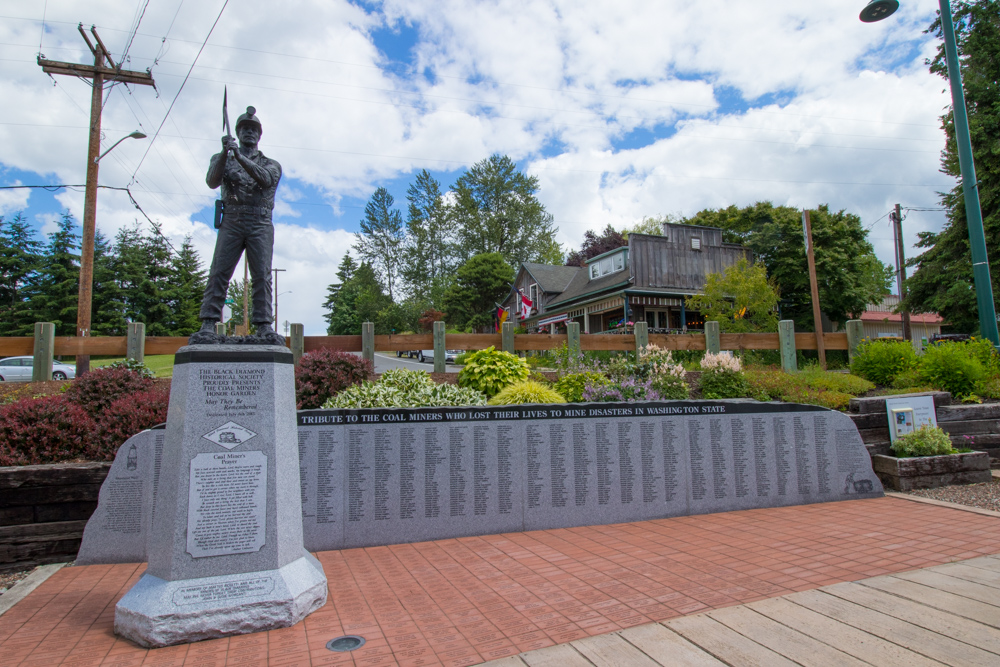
top-left (802, 210), bottom-right (827, 369)
top-left (38, 24), bottom-right (155, 375)
top-left (892, 203), bottom-right (912, 341)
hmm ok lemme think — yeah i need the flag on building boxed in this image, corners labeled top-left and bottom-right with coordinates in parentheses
top-left (519, 290), bottom-right (533, 319)
top-left (494, 304), bottom-right (508, 332)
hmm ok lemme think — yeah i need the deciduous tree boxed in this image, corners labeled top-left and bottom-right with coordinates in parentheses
top-left (685, 258), bottom-right (779, 332)
top-left (451, 155), bottom-right (558, 268)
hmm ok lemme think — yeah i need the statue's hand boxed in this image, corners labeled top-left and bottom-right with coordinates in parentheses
top-left (222, 135), bottom-right (238, 154)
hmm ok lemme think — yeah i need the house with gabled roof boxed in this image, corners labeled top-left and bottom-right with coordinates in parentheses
top-left (504, 221), bottom-right (748, 333)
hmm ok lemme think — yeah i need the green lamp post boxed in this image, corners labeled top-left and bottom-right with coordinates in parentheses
top-left (860, 0), bottom-right (999, 345)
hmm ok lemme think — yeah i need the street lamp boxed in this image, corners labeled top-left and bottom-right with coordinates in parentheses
top-left (96, 130), bottom-right (146, 163)
top-left (77, 129), bottom-right (148, 376)
top-left (861, 0), bottom-right (999, 345)
top-left (275, 291), bottom-right (292, 329)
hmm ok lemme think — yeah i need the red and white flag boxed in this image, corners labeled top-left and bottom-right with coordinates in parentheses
top-left (519, 290), bottom-right (533, 319)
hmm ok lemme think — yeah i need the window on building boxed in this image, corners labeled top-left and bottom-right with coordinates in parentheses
top-left (588, 251), bottom-right (627, 280)
top-left (529, 283), bottom-right (538, 306)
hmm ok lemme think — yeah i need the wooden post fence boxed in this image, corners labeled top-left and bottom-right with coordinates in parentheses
top-left (32, 322), bottom-right (54, 382)
top-left (126, 322), bottom-right (145, 363)
top-left (7, 322), bottom-right (857, 377)
top-left (778, 320), bottom-right (797, 373)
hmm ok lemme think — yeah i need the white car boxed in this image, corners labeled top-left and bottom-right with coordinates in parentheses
top-left (0, 356), bottom-right (76, 381)
top-left (413, 349), bottom-right (463, 364)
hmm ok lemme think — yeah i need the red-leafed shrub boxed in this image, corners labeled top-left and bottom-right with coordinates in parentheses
top-left (295, 349), bottom-right (375, 409)
top-left (95, 386), bottom-right (170, 460)
top-left (0, 395), bottom-right (98, 466)
top-left (64, 366), bottom-right (156, 418)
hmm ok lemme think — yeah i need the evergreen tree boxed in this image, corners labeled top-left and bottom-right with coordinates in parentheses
top-left (323, 254), bottom-right (357, 334)
top-left (226, 279), bottom-right (249, 333)
top-left (112, 223), bottom-right (149, 325)
top-left (0, 212), bottom-right (43, 336)
top-left (327, 262), bottom-right (391, 335)
top-left (403, 170), bottom-right (453, 306)
top-left (138, 222), bottom-right (176, 336)
top-left (354, 188), bottom-right (405, 301)
top-left (441, 253), bottom-right (515, 331)
top-left (167, 236), bottom-right (206, 335)
top-left (30, 212), bottom-right (80, 335)
top-left (903, 0), bottom-right (1000, 333)
top-left (91, 230), bottom-right (127, 335)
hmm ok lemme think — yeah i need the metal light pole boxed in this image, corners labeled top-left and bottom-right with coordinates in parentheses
top-left (861, 0), bottom-right (999, 345)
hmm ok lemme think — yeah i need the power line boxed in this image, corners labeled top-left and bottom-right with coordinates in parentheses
top-left (0, 13), bottom-right (943, 131)
top-left (130, 0), bottom-right (229, 180)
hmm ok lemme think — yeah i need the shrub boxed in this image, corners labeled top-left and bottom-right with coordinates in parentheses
top-left (65, 366), bottom-right (156, 418)
top-left (583, 377), bottom-right (661, 402)
top-left (798, 367), bottom-right (874, 395)
top-left (850, 339), bottom-right (917, 386)
top-left (379, 368), bottom-right (435, 394)
top-left (295, 349), bottom-right (375, 409)
top-left (976, 376), bottom-right (1000, 399)
top-left (699, 368), bottom-right (752, 399)
top-left (699, 353), bottom-right (751, 399)
top-left (104, 358), bottom-right (155, 379)
top-left (891, 424), bottom-right (955, 457)
top-left (554, 372), bottom-right (608, 402)
top-left (489, 381), bottom-right (567, 406)
top-left (746, 370), bottom-right (856, 410)
top-left (457, 346), bottom-right (529, 397)
top-left (454, 351), bottom-right (473, 366)
top-left (651, 373), bottom-right (690, 400)
top-left (964, 336), bottom-right (1000, 375)
top-left (640, 345), bottom-right (689, 399)
top-left (94, 386), bottom-right (170, 460)
top-left (324, 379), bottom-right (487, 408)
top-left (918, 342), bottom-right (985, 398)
top-left (0, 395), bottom-right (98, 465)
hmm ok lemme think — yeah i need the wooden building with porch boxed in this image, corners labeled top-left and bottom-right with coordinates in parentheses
top-left (505, 221), bottom-right (748, 334)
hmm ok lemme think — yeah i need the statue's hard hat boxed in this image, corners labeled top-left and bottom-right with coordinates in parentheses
top-left (236, 106), bottom-right (262, 134)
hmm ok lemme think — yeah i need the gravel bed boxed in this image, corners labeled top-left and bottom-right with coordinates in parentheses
top-left (0, 569), bottom-right (32, 596)
top-left (906, 476), bottom-right (1000, 512)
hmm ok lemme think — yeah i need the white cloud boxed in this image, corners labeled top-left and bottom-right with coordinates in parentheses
top-left (0, 184), bottom-right (30, 214)
top-left (0, 0), bottom-right (961, 333)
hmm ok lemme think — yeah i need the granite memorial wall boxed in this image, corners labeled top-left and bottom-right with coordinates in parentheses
top-left (79, 400), bottom-right (882, 563)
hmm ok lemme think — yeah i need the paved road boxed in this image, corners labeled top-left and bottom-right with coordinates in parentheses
top-left (373, 351), bottom-right (461, 373)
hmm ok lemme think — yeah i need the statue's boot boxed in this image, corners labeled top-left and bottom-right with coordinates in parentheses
top-left (188, 320), bottom-right (222, 345)
top-left (255, 323), bottom-right (285, 346)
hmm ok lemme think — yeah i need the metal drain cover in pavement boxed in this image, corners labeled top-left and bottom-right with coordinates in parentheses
top-left (326, 635), bottom-right (366, 652)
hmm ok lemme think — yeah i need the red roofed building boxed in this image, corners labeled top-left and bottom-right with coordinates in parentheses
top-left (860, 294), bottom-right (943, 349)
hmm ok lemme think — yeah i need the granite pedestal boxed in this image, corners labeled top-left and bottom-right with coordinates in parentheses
top-left (114, 345), bottom-right (327, 648)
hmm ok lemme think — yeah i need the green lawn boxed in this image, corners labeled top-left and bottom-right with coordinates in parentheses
top-left (91, 354), bottom-right (175, 378)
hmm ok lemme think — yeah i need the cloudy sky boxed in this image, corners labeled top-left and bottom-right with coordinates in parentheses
top-left (1, 0), bottom-right (957, 334)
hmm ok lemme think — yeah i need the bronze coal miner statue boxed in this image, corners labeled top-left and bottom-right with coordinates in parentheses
top-left (190, 103), bottom-right (284, 345)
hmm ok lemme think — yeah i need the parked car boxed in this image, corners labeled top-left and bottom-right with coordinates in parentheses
top-left (0, 356), bottom-right (76, 381)
top-left (413, 350), bottom-right (463, 364)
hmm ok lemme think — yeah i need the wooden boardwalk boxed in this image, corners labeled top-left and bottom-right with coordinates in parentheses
top-left (483, 554), bottom-right (1000, 666)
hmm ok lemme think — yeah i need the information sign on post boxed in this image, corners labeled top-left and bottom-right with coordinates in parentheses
top-left (885, 396), bottom-right (937, 443)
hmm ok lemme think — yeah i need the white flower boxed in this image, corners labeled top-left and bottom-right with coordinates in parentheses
top-left (701, 352), bottom-right (742, 373)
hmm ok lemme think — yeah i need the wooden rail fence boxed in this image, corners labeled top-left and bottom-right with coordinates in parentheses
top-left (5, 319), bottom-right (865, 380)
